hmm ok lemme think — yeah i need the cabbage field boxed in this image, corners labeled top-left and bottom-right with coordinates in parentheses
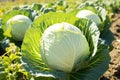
top-left (0, 0), bottom-right (120, 80)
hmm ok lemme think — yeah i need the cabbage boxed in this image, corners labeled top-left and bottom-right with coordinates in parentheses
top-left (40, 22), bottom-right (90, 72)
top-left (5, 15), bottom-right (32, 41)
top-left (75, 2), bottom-right (114, 46)
top-left (76, 10), bottom-right (101, 26)
top-left (21, 12), bottom-right (110, 80)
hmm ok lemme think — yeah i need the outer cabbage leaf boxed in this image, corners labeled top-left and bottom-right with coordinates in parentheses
top-left (100, 16), bottom-right (114, 46)
top-left (75, 19), bottom-right (100, 58)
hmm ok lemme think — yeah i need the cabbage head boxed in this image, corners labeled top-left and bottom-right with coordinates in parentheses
top-left (76, 10), bottom-right (101, 26)
top-left (5, 15), bottom-right (32, 41)
top-left (40, 22), bottom-right (90, 72)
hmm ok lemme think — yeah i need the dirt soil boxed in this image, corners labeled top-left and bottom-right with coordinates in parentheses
top-left (100, 13), bottom-right (120, 80)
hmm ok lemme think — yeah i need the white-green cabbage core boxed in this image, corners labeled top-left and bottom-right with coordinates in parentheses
top-left (76, 10), bottom-right (101, 26)
top-left (40, 22), bottom-right (90, 72)
top-left (7, 15), bottom-right (32, 41)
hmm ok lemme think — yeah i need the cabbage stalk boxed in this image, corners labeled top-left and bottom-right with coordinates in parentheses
top-left (76, 10), bottom-right (101, 26)
top-left (6, 15), bottom-right (32, 41)
top-left (40, 22), bottom-right (90, 72)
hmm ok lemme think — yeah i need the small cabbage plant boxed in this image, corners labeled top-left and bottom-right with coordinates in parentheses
top-left (4, 15), bottom-right (32, 41)
top-left (21, 12), bottom-right (110, 80)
